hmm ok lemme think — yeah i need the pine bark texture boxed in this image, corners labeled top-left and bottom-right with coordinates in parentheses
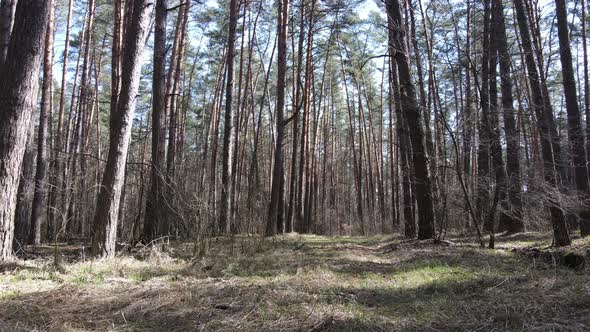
top-left (266, 0), bottom-right (289, 236)
top-left (513, 0), bottom-right (570, 246)
top-left (554, 0), bottom-right (590, 237)
top-left (144, 0), bottom-right (168, 242)
top-left (91, 0), bottom-right (153, 257)
top-left (0, 0), bottom-right (50, 259)
top-left (30, 0), bottom-right (55, 245)
top-left (387, 0), bottom-right (435, 239)
top-left (219, 0), bottom-right (239, 235)
top-left (0, 0), bottom-right (17, 65)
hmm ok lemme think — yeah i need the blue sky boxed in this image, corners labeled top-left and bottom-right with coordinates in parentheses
top-left (359, 0), bottom-right (381, 19)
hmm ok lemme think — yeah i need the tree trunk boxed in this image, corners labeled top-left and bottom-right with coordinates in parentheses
top-left (582, 0), bottom-right (590, 167)
top-left (393, 62), bottom-right (415, 239)
top-left (165, 3), bottom-right (189, 233)
top-left (29, 0), bottom-right (55, 245)
top-left (299, 0), bottom-right (317, 233)
top-left (0, 0), bottom-right (50, 260)
top-left (513, 0), bottom-right (570, 246)
top-left (554, 0), bottom-right (590, 237)
top-left (338, 45), bottom-right (364, 235)
top-left (91, 0), bottom-right (152, 257)
top-left (494, 0), bottom-right (524, 233)
top-left (0, 0), bottom-right (17, 66)
top-left (477, 0), bottom-right (492, 229)
top-left (265, 0), bottom-right (289, 236)
top-left (47, 0), bottom-right (72, 237)
top-left (219, 0), bottom-right (239, 235)
top-left (66, 0), bottom-right (95, 237)
top-left (144, 0), bottom-right (168, 242)
top-left (386, 0), bottom-right (435, 239)
top-left (14, 123), bottom-right (35, 247)
top-left (486, 0), bottom-right (511, 234)
top-left (462, 0), bottom-right (474, 229)
top-left (387, 15), bottom-right (415, 237)
top-left (163, 4), bottom-right (187, 233)
top-left (287, 0), bottom-right (305, 233)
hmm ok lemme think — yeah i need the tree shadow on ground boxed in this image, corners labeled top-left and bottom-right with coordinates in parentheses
top-left (214, 244), bottom-right (528, 280)
top-left (0, 280), bottom-right (266, 331)
top-left (2, 263), bottom-right (588, 331)
top-left (449, 232), bottom-right (555, 249)
top-left (2, 235), bottom-right (589, 331)
top-left (0, 262), bottom-right (39, 273)
top-left (324, 275), bottom-right (590, 331)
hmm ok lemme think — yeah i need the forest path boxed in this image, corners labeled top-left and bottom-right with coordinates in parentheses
top-left (0, 233), bottom-right (589, 331)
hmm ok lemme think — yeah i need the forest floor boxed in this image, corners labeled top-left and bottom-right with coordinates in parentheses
top-left (0, 232), bottom-right (589, 331)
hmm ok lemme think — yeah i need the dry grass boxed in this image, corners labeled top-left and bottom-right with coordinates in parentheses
top-left (0, 233), bottom-right (588, 331)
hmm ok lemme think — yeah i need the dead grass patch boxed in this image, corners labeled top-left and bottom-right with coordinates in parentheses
top-left (0, 233), bottom-right (588, 331)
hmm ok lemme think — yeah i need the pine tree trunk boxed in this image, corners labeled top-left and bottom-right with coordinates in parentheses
top-left (207, 58), bottom-right (226, 235)
top-left (554, 0), bottom-right (590, 237)
top-left (0, 0), bottom-right (50, 259)
top-left (494, 0), bottom-right (524, 233)
top-left (477, 0), bottom-right (492, 228)
top-left (387, 0), bottom-right (435, 239)
top-left (91, 0), bottom-right (152, 257)
top-left (392, 62), bottom-right (415, 239)
top-left (338, 45), bottom-right (364, 235)
top-left (266, 0), bottom-right (289, 236)
top-left (249, 37), bottom-right (274, 233)
top-left (228, 0), bottom-right (248, 235)
top-left (583, 0), bottom-right (590, 167)
top-left (287, 1), bottom-right (306, 233)
top-left (47, 0), bottom-right (73, 244)
top-left (14, 124), bottom-right (35, 247)
top-left (29, 0), bottom-right (55, 245)
top-left (387, 59), bottom-right (399, 231)
top-left (486, 0), bottom-right (511, 233)
top-left (163, 4), bottom-right (188, 233)
top-left (166, 4), bottom-right (189, 229)
top-left (462, 0), bottom-right (474, 229)
top-left (0, 0), bottom-right (16, 66)
top-left (513, 0), bottom-right (570, 246)
top-left (67, 0), bottom-right (95, 237)
top-left (144, 0), bottom-right (168, 242)
top-left (299, 0), bottom-right (317, 233)
top-left (219, 0), bottom-right (239, 235)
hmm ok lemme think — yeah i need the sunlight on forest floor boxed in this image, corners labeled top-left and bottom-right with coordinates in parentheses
top-left (0, 233), bottom-right (589, 331)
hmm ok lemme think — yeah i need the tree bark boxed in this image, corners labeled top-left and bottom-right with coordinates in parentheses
top-left (338, 44), bottom-right (364, 235)
top-left (393, 62), bottom-right (415, 238)
top-left (477, 0), bottom-right (494, 231)
top-left (582, 0), bottom-right (590, 167)
top-left (14, 123), bottom-right (35, 247)
top-left (513, 0), bottom-right (570, 246)
top-left (0, 0), bottom-right (50, 259)
top-left (91, 0), bottom-right (152, 257)
top-left (0, 0), bottom-right (17, 66)
top-left (219, 0), bottom-right (239, 235)
top-left (287, 0), bottom-right (306, 232)
top-left (386, 0), bottom-right (435, 239)
top-left (486, 0), bottom-right (511, 234)
top-left (299, 0), bottom-right (317, 233)
top-left (29, 0), bottom-right (55, 245)
top-left (265, 0), bottom-right (289, 236)
top-left (47, 0), bottom-right (72, 244)
top-left (494, 0), bottom-right (524, 233)
top-left (554, 0), bottom-right (590, 237)
top-left (144, 0), bottom-right (168, 242)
